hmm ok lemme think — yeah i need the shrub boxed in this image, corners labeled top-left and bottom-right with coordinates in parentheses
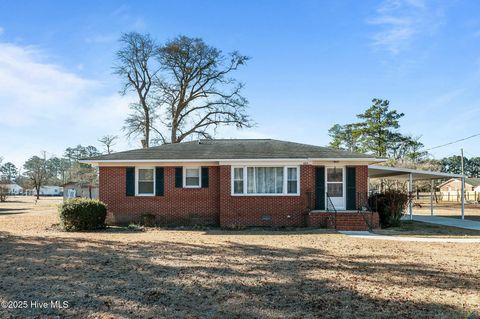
top-left (59, 198), bottom-right (107, 231)
top-left (0, 187), bottom-right (7, 202)
top-left (139, 213), bottom-right (156, 227)
top-left (369, 190), bottom-right (409, 228)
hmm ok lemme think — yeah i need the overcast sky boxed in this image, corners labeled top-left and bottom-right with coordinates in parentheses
top-left (1, 0), bottom-right (480, 168)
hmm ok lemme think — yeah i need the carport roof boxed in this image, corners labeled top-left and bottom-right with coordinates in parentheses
top-left (368, 165), bottom-right (464, 180)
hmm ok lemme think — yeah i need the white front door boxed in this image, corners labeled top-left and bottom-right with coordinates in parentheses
top-left (326, 167), bottom-right (345, 210)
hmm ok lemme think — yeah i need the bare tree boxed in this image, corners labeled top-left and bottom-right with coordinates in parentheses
top-left (98, 135), bottom-right (118, 154)
top-left (0, 185), bottom-right (7, 202)
top-left (0, 156), bottom-right (5, 201)
top-left (155, 36), bottom-right (252, 143)
top-left (23, 152), bottom-right (50, 200)
top-left (114, 32), bottom-right (160, 148)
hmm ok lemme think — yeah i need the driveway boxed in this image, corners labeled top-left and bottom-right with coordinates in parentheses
top-left (340, 231), bottom-right (480, 243)
top-left (403, 214), bottom-right (480, 231)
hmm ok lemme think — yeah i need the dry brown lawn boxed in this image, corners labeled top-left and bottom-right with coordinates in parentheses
top-left (0, 197), bottom-right (479, 319)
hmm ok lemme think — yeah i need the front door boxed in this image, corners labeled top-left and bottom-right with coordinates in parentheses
top-left (326, 167), bottom-right (345, 210)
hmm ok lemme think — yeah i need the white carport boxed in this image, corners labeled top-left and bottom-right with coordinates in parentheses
top-left (368, 165), bottom-right (465, 220)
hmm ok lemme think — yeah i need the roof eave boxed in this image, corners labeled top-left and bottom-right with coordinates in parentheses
top-left (80, 157), bottom-right (384, 165)
top-left (368, 165), bottom-right (464, 179)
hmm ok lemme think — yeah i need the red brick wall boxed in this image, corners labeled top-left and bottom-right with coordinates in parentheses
top-left (219, 165), bottom-right (314, 227)
top-left (99, 166), bottom-right (220, 225)
top-left (355, 165), bottom-right (369, 208)
top-left (355, 165), bottom-right (369, 193)
top-left (307, 212), bottom-right (380, 230)
top-left (439, 180), bottom-right (474, 192)
top-left (99, 164), bottom-right (372, 229)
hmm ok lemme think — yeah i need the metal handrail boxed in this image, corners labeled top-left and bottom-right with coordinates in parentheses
top-left (326, 192), bottom-right (337, 229)
top-left (356, 192), bottom-right (374, 230)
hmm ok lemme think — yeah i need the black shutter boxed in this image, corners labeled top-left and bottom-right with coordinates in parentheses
top-left (201, 167), bottom-right (209, 188)
top-left (126, 167), bottom-right (135, 196)
top-left (346, 167), bottom-right (356, 210)
top-left (155, 167), bottom-right (164, 196)
top-left (315, 167), bottom-right (325, 210)
top-left (175, 167), bottom-right (183, 188)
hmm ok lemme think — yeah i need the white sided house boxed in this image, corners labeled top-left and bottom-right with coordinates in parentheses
top-left (30, 186), bottom-right (63, 196)
top-left (63, 182), bottom-right (99, 200)
top-left (0, 182), bottom-right (23, 195)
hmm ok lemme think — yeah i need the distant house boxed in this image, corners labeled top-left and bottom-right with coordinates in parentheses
top-left (438, 178), bottom-right (480, 192)
top-left (29, 186), bottom-right (63, 196)
top-left (63, 182), bottom-right (99, 200)
top-left (0, 182), bottom-right (23, 195)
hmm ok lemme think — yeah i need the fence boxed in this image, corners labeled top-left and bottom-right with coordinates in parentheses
top-left (439, 191), bottom-right (480, 202)
top-left (415, 191), bottom-right (480, 202)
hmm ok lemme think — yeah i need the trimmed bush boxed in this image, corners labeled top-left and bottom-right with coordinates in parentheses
top-left (59, 198), bottom-right (107, 231)
top-left (368, 190), bottom-right (408, 228)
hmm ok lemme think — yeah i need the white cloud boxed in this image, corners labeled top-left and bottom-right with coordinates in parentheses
top-left (0, 26), bottom-right (4, 35)
top-left (0, 43), bottom-right (95, 126)
top-left (368, 0), bottom-right (443, 54)
top-left (0, 41), bottom-right (134, 166)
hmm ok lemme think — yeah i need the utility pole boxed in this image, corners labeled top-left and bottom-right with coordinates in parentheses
top-left (461, 148), bottom-right (464, 177)
top-left (461, 148), bottom-right (465, 220)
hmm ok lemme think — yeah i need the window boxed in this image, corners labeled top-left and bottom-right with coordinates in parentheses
top-left (184, 167), bottom-right (201, 187)
top-left (247, 167), bottom-right (283, 194)
top-left (326, 167), bottom-right (343, 197)
top-left (287, 167), bottom-right (298, 194)
top-left (233, 167), bottom-right (244, 194)
top-left (232, 166), bottom-right (299, 195)
top-left (137, 168), bottom-right (155, 195)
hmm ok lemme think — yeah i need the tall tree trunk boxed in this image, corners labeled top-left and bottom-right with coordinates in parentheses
top-left (142, 98), bottom-right (150, 148)
top-left (171, 117), bottom-right (178, 143)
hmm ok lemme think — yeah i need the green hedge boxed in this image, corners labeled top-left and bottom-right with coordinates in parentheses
top-left (59, 198), bottom-right (107, 231)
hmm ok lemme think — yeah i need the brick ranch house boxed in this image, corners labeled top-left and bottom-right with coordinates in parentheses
top-left (82, 139), bottom-right (385, 230)
top-left (438, 178), bottom-right (480, 192)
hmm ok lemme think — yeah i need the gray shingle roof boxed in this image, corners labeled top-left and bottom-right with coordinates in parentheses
top-left (83, 139), bottom-right (380, 161)
top-left (465, 178), bottom-right (480, 187)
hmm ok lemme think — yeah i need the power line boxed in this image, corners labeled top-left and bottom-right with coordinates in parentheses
top-left (424, 132), bottom-right (480, 151)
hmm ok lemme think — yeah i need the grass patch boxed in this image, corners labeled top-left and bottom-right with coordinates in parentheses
top-left (374, 220), bottom-right (480, 237)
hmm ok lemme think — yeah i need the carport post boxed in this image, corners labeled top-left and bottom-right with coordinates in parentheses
top-left (430, 180), bottom-right (434, 216)
top-left (409, 173), bottom-right (413, 220)
top-left (461, 176), bottom-right (465, 220)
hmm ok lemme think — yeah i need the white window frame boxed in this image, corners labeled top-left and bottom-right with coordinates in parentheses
top-left (135, 167), bottom-right (156, 196)
top-left (183, 167), bottom-right (202, 188)
top-left (286, 166), bottom-right (300, 194)
top-left (232, 167), bottom-right (244, 194)
top-left (325, 166), bottom-right (346, 209)
top-left (231, 165), bottom-right (300, 196)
